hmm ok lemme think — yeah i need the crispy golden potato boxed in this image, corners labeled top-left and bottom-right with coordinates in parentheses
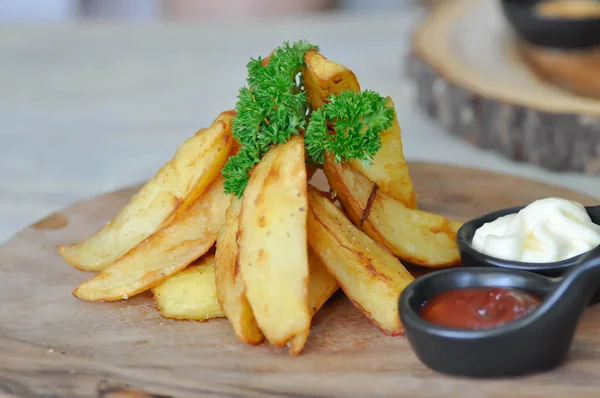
top-left (58, 111), bottom-right (235, 272)
top-left (302, 49), bottom-right (360, 110)
top-left (214, 196), bottom-right (264, 345)
top-left (301, 51), bottom-right (416, 208)
top-left (72, 177), bottom-right (230, 302)
top-left (306, 186), bottom-right (414, 335)
top-left (349, 97), bottom-right (417, 209)
top-left (305, 246), bottom-right (340, 316)
top-left (288, 246), bottom-right (339, 355)
top-left (238, 135), bottom-right (311, 347)
top-left (324, 157), bottom-right (461, 268)
top-left (152, 255), bottom-right (224, 321)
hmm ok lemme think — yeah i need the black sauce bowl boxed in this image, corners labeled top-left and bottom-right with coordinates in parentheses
top-left (399, 247), bottom-right (600, 378)
top-left (399, 267), bottom-right (558, 378)
top-left (457, 205), bottom-right (600, 277)
top-left (399, 205), bottom-right (600, 378)
top-left (499, 0), bottom-right (600, 50)
top-left (457, 204), bottom-right (600, 304)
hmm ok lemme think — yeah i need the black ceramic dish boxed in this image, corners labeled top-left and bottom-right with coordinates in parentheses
top-left (457, 205), bottom-right (600, 277)
top-left (500, 0), bottom-right (600, 50)
top-left (399, 244), bottom-right (600, 378)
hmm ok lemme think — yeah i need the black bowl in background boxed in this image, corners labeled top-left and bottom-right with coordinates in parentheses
top-left (499, 0), bottom-right (600, 50)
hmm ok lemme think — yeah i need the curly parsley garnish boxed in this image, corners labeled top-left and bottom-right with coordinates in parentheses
top-left (222, 40), bottom-right (395, 197)
top-left (304, 90), bottom-right (394, 165)
top-left (222, 40), bottom-right (317, 197)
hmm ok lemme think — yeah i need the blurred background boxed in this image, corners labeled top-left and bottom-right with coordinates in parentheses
top-left (1, 0), bottom-right (598, 244)
top-left (1, 0), bottom-right (442, 244)
top-left (0, 0), bottom-right (434, 21)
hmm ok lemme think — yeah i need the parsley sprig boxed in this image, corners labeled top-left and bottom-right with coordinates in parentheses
top-left (222, 40), bottom-right (318, 197)
top-left (304, 90), bottom-right (394, 165)
top-left (222, 40), bottom-right (395, 197)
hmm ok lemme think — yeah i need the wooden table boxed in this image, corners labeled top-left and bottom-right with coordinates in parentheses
top-left (1, 10), bottom-right (600, 244)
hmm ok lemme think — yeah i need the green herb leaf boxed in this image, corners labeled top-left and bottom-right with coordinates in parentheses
top-left (223, 40), bottom-right (319, 197)
top-left (305, 90), bottom-right (395, 165)
top-left (222, 40), bottom-right (394, 198)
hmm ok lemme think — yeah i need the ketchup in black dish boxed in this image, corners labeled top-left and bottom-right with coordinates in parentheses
top-left (420, 287), bottom-right (541, 330)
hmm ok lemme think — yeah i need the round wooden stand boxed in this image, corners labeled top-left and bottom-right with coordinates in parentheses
top-left (518, 43), bottom-right (600, 99)
top-left (2, 162), bottom-right (600, 397)
top-left (406, 0), bottom-right (600, 173)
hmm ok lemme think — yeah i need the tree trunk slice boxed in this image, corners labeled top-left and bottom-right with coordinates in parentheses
top-left (406, 0), bottom-right (600, 173)
top-left (2, 162), bottom-right (600, 398)
top-left (518, 43), bottom-right (600, 99)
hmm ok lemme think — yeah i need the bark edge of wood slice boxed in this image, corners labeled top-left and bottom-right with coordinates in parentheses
top-left (406, 0), bottom-right (600, 174)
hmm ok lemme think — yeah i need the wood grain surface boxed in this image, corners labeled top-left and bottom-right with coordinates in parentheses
top-left (406, 0), bottom-right (600, 174)
top-left (517, 43), bottom-right (600, 99)
top-left (2, 162), bottom-right (600, 398)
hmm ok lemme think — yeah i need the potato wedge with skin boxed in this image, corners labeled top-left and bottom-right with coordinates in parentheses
top-left (349, 97), bottom-right (417, 209)
top-left (288, 246), bottom-right (339, 356)
top-left (305, 246), bottom-right (340, 317)
top-left (306, 186), bottom-right (414, 335)
top-left (324, 157), bottom-right (461, 268)
top-left (73, 177), bottom-right (230, 302)
top-left (58, 111), bottom-right (235, 272)
top-left (302, 51), bottom-right (416, 208)
top-left (152, 255), bottom-right (225, 321)
top-left (302, 49), bottom-right (360, 110)
top-left (238, 135), bottom-right (311, 347)
top-left (214, 195), bottom-right (264, 345)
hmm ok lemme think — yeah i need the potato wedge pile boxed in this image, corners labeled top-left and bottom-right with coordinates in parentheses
top-left (58, 48), bottom-right (462, 356)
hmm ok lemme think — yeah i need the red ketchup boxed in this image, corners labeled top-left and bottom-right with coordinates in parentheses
top-left (420, 287), bottom-right (541, 330)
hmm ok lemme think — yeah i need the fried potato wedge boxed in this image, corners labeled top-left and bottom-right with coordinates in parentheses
top-left (73, 177), bottom-right (230, 302)
top-left (238, 135), bottom-right (311, 347)
top-left (58, 111), bottom-right (235, 272)
top-left (302, 49), bottom-right (360, 110)
top-left (349, 97), bottom-right (417, 208)
top-left (306, 186), bottom-right (414, 335)
top-left (301, 52), bottom-right (416, 208)
top-left (288, 246), bottom-right (339, 355)
top-left (214, 196), bottom-right (264, 345)
top-left (324, 157), bottom-right (461, 268)
top-left (305, 246), bottom-right (340, 317)
top-left (152, 255), bottom-right (225, 321)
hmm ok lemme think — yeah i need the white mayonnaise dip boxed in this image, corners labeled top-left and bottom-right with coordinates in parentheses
top-left (472, 198), bottom-right (600, 262)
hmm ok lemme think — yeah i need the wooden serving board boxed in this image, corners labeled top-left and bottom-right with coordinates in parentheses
top-left (2, 162), bottom-right (600, 398)
top-left (406, 0), bottom-right (600, 174)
